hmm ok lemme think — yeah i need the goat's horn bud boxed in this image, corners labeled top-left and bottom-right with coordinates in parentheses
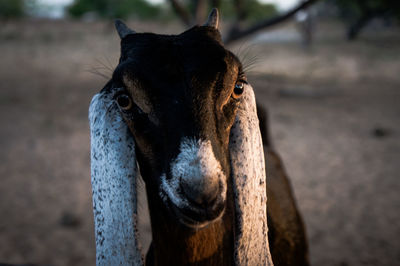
top-left (115, 19), bottom-right (136, 39)
top-left (204, 8), bottom-right (219, 29)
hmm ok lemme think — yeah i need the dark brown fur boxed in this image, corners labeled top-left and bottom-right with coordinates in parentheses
top-left (145, 178), bottom-right (235, 266)
top-left (145, 105), bottom-right (310, 266)
top-left (258, 104), bottom-right (310, 266)
top-left (113, 19), bottom-right (309, 265)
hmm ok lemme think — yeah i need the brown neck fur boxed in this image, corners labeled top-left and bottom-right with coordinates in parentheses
top-left (145, 183), bottom-right (235, 266)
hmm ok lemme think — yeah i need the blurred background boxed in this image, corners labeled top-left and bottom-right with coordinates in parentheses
top-left (0, 0), bottom-right (399, 265)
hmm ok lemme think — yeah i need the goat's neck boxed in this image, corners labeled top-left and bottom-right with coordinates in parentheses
top-left (145, 185), bottom-right (235, 266)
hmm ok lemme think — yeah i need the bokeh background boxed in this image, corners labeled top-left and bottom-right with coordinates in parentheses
top-left (0, 0), bottom-right (399, 265)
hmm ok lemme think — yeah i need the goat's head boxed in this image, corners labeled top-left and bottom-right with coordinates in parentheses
top-left (90, 8), bottom-right (272, 266)
top-left (110, 10), bottom-right (246, 228)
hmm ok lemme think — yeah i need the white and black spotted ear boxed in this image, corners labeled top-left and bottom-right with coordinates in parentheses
top-left (229, 84), bottom-right (274, 265)
top-left (89, 89), bottom-right (144, 265)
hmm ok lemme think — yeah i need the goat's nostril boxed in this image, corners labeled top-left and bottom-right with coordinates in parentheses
top-left (181, 177), bottom-right (219, 206)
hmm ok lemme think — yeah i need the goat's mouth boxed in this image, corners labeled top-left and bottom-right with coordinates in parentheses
top-left (170, 198), bottom-right (225, 229)
top-left (160, 174), bottom-right (227, 229)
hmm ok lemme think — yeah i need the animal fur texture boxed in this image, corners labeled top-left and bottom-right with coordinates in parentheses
top-left (89, 91), bottom-right (144, 265)
top-left (89, 84), bottom-right (273, 265)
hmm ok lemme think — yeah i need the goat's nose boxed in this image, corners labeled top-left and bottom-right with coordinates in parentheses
top-left (181, 174), bottom-right (219, 206)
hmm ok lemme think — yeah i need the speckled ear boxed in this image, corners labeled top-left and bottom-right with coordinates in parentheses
top-left (229, 84), bottom-right (274, 265)
top-left (89, 89), bottom-right (144, 265)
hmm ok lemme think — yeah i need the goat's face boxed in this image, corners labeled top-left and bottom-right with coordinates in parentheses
top-left (112, 26), bottom-right (246, 228)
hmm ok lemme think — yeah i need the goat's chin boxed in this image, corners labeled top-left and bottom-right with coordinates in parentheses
top-left (175, 205), bottom-right (225, 229)
top-left (170, 199), bottom-right (226, 229)
top-left (161, 192), bottom-right (226, 230)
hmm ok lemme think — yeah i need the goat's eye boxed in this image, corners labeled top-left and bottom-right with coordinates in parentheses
top-left (116, 94), bottom-right (132, 110)
top-left (232, 82), bottom-right (245, 99)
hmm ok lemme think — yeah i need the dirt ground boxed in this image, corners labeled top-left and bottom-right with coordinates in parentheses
top-left (0, 19), bottom-right (399, 266)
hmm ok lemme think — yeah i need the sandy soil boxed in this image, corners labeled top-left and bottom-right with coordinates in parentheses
top-left (0, 19), bottom-right (399, 266)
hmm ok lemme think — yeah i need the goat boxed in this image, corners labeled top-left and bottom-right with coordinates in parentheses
top-left (89, 9), bottom-right (309, 266)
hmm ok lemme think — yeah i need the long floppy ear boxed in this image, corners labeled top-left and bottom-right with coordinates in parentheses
top-left (89, 89), bottom-right (144, 265)
top-left (229, 84), bottom-right (274, 265)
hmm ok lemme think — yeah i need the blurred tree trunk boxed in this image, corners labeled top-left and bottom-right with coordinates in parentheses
top-left (296, 10), bottom-right (314, 48)
top-left (193, 0), bottom-right (207, 25)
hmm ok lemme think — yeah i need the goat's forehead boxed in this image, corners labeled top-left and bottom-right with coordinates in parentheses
top-left (120, 41), bottom-right (240, 81)
top-left (119, 37), bottom-right (239, 87)
top-left (125, 42), bottom-right (233, 66)
top-left (117, 29), bottom-right (242, 114)
top-left (120, 28), bottom-right (239, 68)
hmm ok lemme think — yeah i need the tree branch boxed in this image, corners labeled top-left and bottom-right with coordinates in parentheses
top-left (225, 0), bottom-right (320, 44)
top-left (194, 0), bottom-right (207, 25)
top-left (168, 0), bottom-right (192, 26)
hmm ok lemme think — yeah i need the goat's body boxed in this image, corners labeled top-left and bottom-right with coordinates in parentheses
top-left (258, 105), bottom-right (310, 266)
top-left (266, 149), bottom-right (309, 266)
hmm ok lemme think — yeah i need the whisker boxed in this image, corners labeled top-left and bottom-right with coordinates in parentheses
top-left (233, 42), bottom-right (263, 75)
top-left (86, 56), bottom-right (117, 80)
top-left (95, 57), bottom-right (115, 73)
top-left (86, 67), bottom-right (110, 80)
